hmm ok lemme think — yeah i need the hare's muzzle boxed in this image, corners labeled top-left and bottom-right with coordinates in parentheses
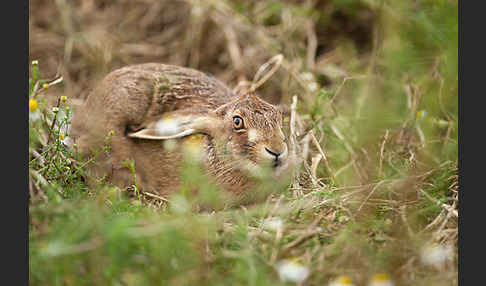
top-left (263, 144), bottom-right (288, 167)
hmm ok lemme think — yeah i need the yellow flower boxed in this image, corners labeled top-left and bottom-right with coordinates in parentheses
top-left (373, 273), bottom-right (389, 281)
top-left (329, 275), bottom-right (355, 286)
top-left (29, 98), bottom-right (38, 113)
top-left (368, 273), bottom-right (394, 286)
top-left (416, 110), bottom-right (427, 120)
top-left (60, 95), bottom-right (67, 102)
top-left (31, 60), bottom-right (38, 66)
top-left (59, 133), bottom-right (65, 141)
top-left (43, 83), bottom-right (49, 89)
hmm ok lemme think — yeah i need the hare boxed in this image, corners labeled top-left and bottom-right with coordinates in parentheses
top-left (70, 63), bottom-right (289, 198)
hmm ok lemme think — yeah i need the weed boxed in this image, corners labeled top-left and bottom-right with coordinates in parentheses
top-left (29, 1), bottom-right (458, 285)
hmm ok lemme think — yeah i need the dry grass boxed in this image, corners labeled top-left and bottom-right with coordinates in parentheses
top-left (29, 0), bottom-right (458, 285)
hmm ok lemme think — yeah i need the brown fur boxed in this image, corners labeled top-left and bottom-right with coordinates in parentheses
top-left (71, 63), bottom-right (289, 197)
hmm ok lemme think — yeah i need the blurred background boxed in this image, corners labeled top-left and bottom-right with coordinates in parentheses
top-left (29, 0), bottom-right (458, 285)
top-left (30, 0), bottom-right (393, 104)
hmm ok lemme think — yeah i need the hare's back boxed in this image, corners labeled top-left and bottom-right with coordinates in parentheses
top-left (73, 63), bottom-right (235, 133)
top-left (132, 63), bottom-right (236, 113)
top-left (71, 63), bottom-right (236, 156)
top-left (86, 63), bottom-right (235, 122)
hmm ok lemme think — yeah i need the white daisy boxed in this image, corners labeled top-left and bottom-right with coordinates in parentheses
top-left (276, 258), bottom-right (310, 283)
top-left (300, 72), bottom-right (315, 82)
top-left (262, 217), bottom-right (284, 232)
top-left (307, 82), bottom-right (320, 92)
top-left (420, 243), bottom-right (453, 267)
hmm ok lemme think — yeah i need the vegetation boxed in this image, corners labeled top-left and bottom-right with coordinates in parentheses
top-left (29, 0), bottom-right (457, 285)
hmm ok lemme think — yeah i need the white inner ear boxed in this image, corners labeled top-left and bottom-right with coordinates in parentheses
top-left (162, 129), bottom-right (196, 139)
top-left (155, 117), bottom-right (197, 138)
top-left (128, 116), bottom-right (198, 139)
top-left (155, 118), bottom-right (180, 135)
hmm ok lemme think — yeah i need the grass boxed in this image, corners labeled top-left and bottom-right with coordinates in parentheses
top-left (29, 0), bottom-right (457, 285)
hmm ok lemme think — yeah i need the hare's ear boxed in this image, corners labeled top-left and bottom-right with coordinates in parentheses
top-left (127, 112), bottom-right (220, 140)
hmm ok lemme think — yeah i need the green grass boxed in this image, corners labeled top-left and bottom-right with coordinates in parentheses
top-left (29, 0), bottom-right (457, 285)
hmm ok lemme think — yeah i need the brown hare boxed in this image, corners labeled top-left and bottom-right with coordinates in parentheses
top-left (70, 62), bottom-right (290, 198)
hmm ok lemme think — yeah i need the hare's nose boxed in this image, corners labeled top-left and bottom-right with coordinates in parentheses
top-left (265, 147), bottom-right (281, 159)
top-left (265, 145), bottom-right (287, 167)
top-left (265, 144), bottom-right (287, 159)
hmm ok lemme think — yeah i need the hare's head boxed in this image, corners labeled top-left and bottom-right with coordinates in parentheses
top-left (212, 92), bottom-right (288, 173)
top-left (128, 92), bottom-right (288, 176)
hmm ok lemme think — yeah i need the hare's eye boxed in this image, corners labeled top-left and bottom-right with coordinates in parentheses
top-left (233, 116), bottom-right (244, 130)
